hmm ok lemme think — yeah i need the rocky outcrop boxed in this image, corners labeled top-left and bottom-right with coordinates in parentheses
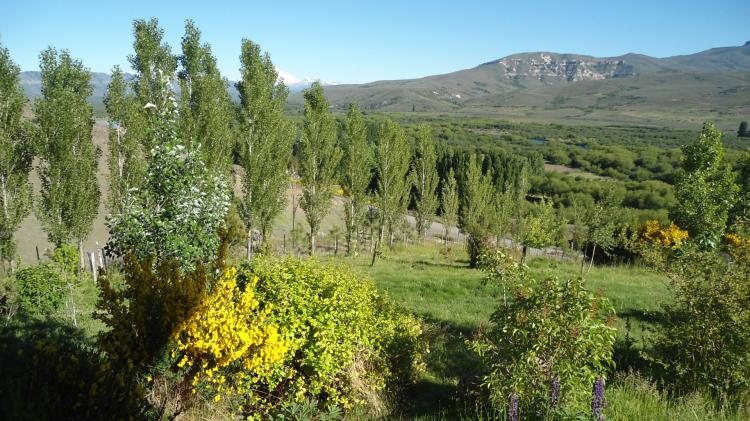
top-left (489, 54), bottom-right (636, 83)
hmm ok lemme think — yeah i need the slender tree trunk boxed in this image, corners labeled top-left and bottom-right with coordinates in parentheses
top-left (247, 229), bottom-right (253, 260)
top-left (587, 244), bottom-right (597, 273)
top-left (371, 223), bottom-right (385, 266)
top-left (310, 227), bottom-right (316, 256)
top-left (78, 240), bottom-right (85, 278)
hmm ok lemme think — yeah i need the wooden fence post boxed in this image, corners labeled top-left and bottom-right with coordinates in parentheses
top-left (88, 252), bottom-right (97, 284)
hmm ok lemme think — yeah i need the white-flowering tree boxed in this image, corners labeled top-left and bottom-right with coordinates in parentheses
top-left (106, 73), bottom-right (229, 270)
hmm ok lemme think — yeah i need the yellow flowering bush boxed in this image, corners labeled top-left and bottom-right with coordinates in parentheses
top-left (170, 267), bottom-right (287, 405)
top-left (638, 220), bottom-right (689, 249)
top-left (236, 257), bottom-right (426, 416)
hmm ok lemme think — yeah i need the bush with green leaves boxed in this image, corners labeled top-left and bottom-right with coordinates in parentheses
top-left (14, 264), bottom-right (66, 317)
top-left (648, 241), bottom-right (750, 403)
top-left (471, 249), bottom-right (616, 417)
top-left (238, 257), bottom-right (426, 415)
top-left (52, 243), bottom-right (80, 276)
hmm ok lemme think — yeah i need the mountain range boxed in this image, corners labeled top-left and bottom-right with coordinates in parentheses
top-left (19, 42), bottom-right (750, 128)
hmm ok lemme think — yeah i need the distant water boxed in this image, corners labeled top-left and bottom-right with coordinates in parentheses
top-left (529, 137), bottom-right (547, 145)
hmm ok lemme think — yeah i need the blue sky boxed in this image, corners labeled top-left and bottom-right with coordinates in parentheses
top-left (1, 0), bottom-right (748, 84)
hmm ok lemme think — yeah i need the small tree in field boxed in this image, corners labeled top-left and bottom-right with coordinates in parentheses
top-left (35, 48), bottom-right (100, 271)
top-left (671, 122), bottom-right (737, 249)
top-left (519, 198), bottom-right (558, 263)
top-left (371, 119), bottom-right (411, 266)
top-left (738, 121), bottom-right (748, 138)
top-left (440, 168), bottom-right (459, 245)
top-left (410, 124), bottom-right (439, 240)
top-left (580, 188), bottom-right (621, 272)
top-left (236, 39), bottom-right (293, 256)
top-left (0, 44), bottom-right (34, 272)
top-left (340, 102), bottom-right (372, 255)
top-left (460, 154), bottom-right (494, 267)
top-left (298, 83), bottom-right (340, 255)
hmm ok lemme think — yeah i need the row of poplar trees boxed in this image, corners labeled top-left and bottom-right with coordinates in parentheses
top-left (0, 18), bottom-right (535, 271)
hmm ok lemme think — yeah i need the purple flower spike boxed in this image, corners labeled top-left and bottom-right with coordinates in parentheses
top-left (550, 377), bottom-right (561, 408)
top-left (591, 378), bottom-right (606, 421)
top-left (508, 392), bottom-right (519, 421)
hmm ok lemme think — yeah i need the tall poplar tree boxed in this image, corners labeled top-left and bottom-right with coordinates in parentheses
top-left (371, 119), bottom-right (411, 265)
top-left (440, 168), bottom-right (459, 245)
top-left (103, 66), bottom-right (146, 214)
top-left (672, 122), bottom-right (738, 248)
top-left (35, 48), bottom-right (100, 270)
top-left (410, 124), bottom-right (439, 239)
top-left (236, 39), bottom-right (293, 256)
top-left (177, 20), bottom-right (234, 174)
top-left (460, 154), bottom-right (494, 267)
top-left (0, 44), bottom-right (34, 271)
top-left (340, 102), bottom-right (372, 254)
top-left (299, 82), bottom-right (340, 255)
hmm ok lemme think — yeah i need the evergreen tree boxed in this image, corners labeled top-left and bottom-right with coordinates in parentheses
top-left (235, 38), bottom-right (293, 256)
top-left (35, 48), bottom-right (100, 271)
top-left (340, 102), bottom-right (372, 254)
top-left (103, 66), bottom-right (146, 214)
top-left (460, 154), bottom-right (494, 267)
top-left (371, 119), bottom-right (411, 265)
top-left (0, 44), bottom-right (34, 271)
top-left (177, 20), bottom-right (234, 174)
top-left (738, 121), bottom-right (748, 138)
top-left (298, 82), bottom-right (340, 255)
top-left (440, 168), bottom-right (459, 245)
top-left (672, 122), bottom-right (738, 248)
top-left (410, 124), bottom-right (439, 240)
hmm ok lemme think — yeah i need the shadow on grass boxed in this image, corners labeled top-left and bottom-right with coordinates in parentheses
top-left (388, 258), bottom-right (473, 270)
top-left (618, 309), bottom-right (667, 325)
top-left (399, 316), bottom-right (487, 419)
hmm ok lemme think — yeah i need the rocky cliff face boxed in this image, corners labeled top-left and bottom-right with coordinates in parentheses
top-left (488, 53), bottom-right (636, 83)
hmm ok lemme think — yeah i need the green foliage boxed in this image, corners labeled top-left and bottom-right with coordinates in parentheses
top-left (105, 73), bottom-right (230, 270)
top-left (410, 124), bottom-right (440, 238)
top-left (178, 20), bottom-right (235, 174)
top-left (440, 168), bottom-right (459, 243)
top-left (52, 243), bottom-right (79, 276)
top-left (671, 123), bottom-right (738, 248)
top-left (472, 250), bottom-right (616, 416)
top-left (460, 155), bottom-right (496, 266)
top-left (239, 257), bottom-right (426, 414)
top-left (372, 118), bottom-right (412, 263)
top-left (94, 255), bottom-right (208, 372)
top-left (236, 38), bottom-right (293, 245)
top-left (14, 264), bottom-right (66, 317)
top-left (104, 66), bottom-right (147, 214)
top-left (299, 83), bottom-right (341, 255)
top-left (340, 102), bottom-right (372, 254)
top-left (35, 48), bottom-right (100, 247)
top-left (738, 121), bottom-right (748, 138)
top-left (0, 43), bottom-right (34, 266)
top-left (0, 322), bottom-right (153, 420)
top-left (520, 198), bottom-right (559, 250)
top-left (648, 243), bottom-right (750, 402)
top-left (128, 18), bottom-right (177, 119)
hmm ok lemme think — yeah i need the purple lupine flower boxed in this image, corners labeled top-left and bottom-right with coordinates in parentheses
top-left (508, 392), bottom-right (519, 421)
top-left (550, 377), bottom-right (561, 408)
top-left (591, 378), bottom-right (606, 421)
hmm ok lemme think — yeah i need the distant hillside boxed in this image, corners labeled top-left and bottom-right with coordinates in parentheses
top-left (288, 42), bottom-right (750, 129)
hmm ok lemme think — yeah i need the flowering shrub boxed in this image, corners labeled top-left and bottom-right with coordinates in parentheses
top-left (471, 250), bottom-right (616, 417)
top-left (95, 256), bottom-right (207, 372)
top-left (236, 257), bottom-right (426, 415)
top-left (638, 220), bottom-right (688, 249)
top-left (171, 266), bottom-right (287, 406)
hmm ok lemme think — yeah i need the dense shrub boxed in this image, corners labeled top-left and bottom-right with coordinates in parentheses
top-left (471, 250), bottom-right (616, 417)
top-left (0, 322), bottom-right (153, 420)
top-left (52, 243), bottom-right (79, 276)
top-left (235, 257), bottom-right (426, 416)
top-left (170, 266), bottom-right (288, 409)
top-left (15, 264), bottom-right (66, 317)
top-left (649, 241), bottom-right (750, 402)
top-left (94, 255), bottom-right (207, 372)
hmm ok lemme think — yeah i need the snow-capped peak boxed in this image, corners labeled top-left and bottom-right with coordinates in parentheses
top-left (276, 67), bottom-right (338, 91)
